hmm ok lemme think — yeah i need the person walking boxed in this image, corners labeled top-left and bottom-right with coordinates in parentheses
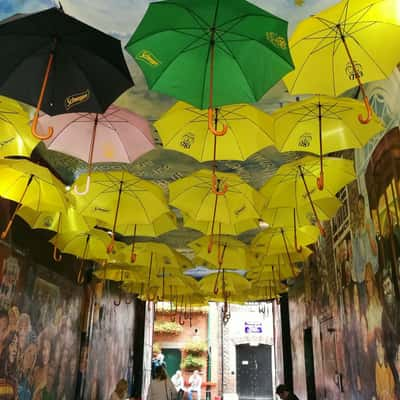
top-left (110, 379), bottom-right (128, 400)
top-left (187, 370), bottom-right (202, 400)
top-left (148, 365), bottom-right (177, 400)
top-left (276, 384), bottom-right (300, 400)
top-left (171, 370), bottom-right (185, 400)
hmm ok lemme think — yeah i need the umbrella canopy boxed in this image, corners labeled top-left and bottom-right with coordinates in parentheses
top-left (273, 95), bottom-right (383, 188)
top-left (0, 7), bottom-right (133, 139)
top-left (189, 235), bottom-right (253, 270)
top-left (154, 102), bottom-right (274, 162)
top-left (72, 170), bottom-right (169, 250)
top-left (0, 159), bottom-right (68, 238)
top-left (260, 156), bottom-right (355, 233)
top-left (126, 0), bottom-right (293, 110)
top-left (200, 271), bottom-right (251, 295)
top-left (283, 0), bottom-right (400, 123)
top-left (0, 96), bottom-right (39, 158)
top-left (40, 105), bottom-right (154, 194)
top-left (169, 169), bottom-right (265, 224)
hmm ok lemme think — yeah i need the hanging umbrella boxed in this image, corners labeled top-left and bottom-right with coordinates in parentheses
top-left (39, 105), bottom-right (154, 194)
top-left (126, 0), bottom-right (293, 128)
top-left (183, 212), bottom-right (258, 236)
top-left (0, 159), bottom-right (68, 238)
top-left (17, 206), bottom-right (96, 261)
top-left (93, 263), bottom-right (148, 283)
top-left (283, 0), bottom-right (400, 123)
top-left (273, 95), bottom-right (383, 188)
top-left (169, 169), bottom-right (265, 249)
top-left (154, 101), bottom-right (274, 168)
top-left (0, 96), bottom-right (39, 158)
top-left (0, 6), bottom-right (133, 139)
top-left (71, 170), bottom-right (169, 252)
top-left (260, 156), bottom-right (355, 234)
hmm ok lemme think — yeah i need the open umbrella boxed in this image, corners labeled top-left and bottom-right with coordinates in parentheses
top-left (17, 206), bottom-right (96, 261)
top-left (0, 159), bottom-right (67, 238)
top-left (273, 95), bottom-right (383, 188)
top-left (283, 0), bottom-right (400, 124)
top-left (39, 105), bottom-right (154, 194)
top-left (71, 170), bottom-right (169, 253)
top-left (260, 156), bottom-right (355, 234)
top-left (0, 96), bottom-right (39, 158)
top-left (154, 102), bottom-right (274, 176)
top-left (0, 6), bottom-right (133, 139)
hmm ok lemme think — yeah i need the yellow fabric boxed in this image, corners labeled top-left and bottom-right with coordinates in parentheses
top-left (169, 169), bottom-right (265, 224)
top-left (0, 96), bottom-right (39, 158)
top-left (17, 206), bottom-right (95, 233)
top-left (72, 170), bottom-right (169, 225)
top-left (0, 159), bottom-right (67, 212)
top-left (262, 198), bottom-right (342, 228)
top-left (155, 101), bottom-right (274, 162)
top-left (189, 235), bottom-right (253, 269)
top-left (199, 271), bottom-right (251, 297)
top-left (284, 0), bottom-right (400, 95)
top-left (273, 96), bottom-right (383, 154)
top-left (251, 225), bottom-right (320, 255)
top-left (260, 156), bottom-right (355, 209)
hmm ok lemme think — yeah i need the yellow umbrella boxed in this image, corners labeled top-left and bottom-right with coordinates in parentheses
top-left (0, 96), bottom-right (39, 158)
top-left (273, 95), bottom-right (383, 188)
top-left (169, 169), bottom-right (265, 249)
top-left (283, 0), bottom-right (400, 123)
top-left (189, 235), bottom-right (254, 270)
top-left (247, 262), bottom-right (301, 281)
top-left (93, 263), bottom-right (148, 283)
top-left (154, 101), bottom-right (274, 162)
top-left (183, 212), bottom-right (258, 236)
top-left (17, 206), bottom-right (96, 261)
top-left (260, 156), bottom-right (355, 233)
top-left (0, 159), bottom-right (68, 239)
top-left (246, 281), bottom-right (288, 301)
top-left (72, 170), bottom-right (169, 252)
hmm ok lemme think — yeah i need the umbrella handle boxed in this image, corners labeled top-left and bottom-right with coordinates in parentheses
top-left (1, 204), bottom-right (21, 240)
top-left (77, 262), bottom-right (85, 285)
top-left (73, 175), bottom-right (91, 196)
top-left (53, 246), bottom-right (62, 262)
top-left (114, 290), bottom-right (122, 307)
top-left (130, 252), bottom-right (137, 263)
top-left (317, 172), bottom-right (324, 191)
top-left (107, 236), bottom-right (115, 254)
top-left (31, 52), bottom-right (55, 140)
top-left (358, 95), bottom-right (372, 125)
top-left (179, 312), bottom-right (185, 325)
top-left (208, 108), bottom-right (228, 136)
top-left (211, 174), bottom-right (228, 195)
top-left (125, 294), bottom-right (132, 305)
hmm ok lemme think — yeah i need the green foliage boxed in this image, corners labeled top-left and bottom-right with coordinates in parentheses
top-left (183, 340), bottom-right (208, 355)
top-left (154, 320), bottom-right (184, 335)
top-left (181, 354), bottom-right (206, 370)
top-left (152, 342), bottom-right (161, 354)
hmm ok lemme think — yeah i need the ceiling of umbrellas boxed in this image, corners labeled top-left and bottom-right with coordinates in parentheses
top-left (0, 0), bottom-right (397, 318)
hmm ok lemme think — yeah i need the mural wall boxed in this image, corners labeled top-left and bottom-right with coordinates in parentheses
top-left (283, 67), bottom-right (400, 400)
top-left (0, 241), bottom-right (82, 400)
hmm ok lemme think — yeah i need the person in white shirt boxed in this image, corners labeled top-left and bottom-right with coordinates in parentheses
top-left (171, 370), bottom-right (185, 400)
top-left (188, 370), bottom-right (202, 400)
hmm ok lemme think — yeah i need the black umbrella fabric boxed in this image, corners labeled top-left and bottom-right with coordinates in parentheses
top-left (0, 7), bottom-right (134, 139)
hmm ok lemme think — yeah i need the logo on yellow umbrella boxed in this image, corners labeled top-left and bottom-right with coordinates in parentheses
top-left (265, 32), bottom-right (287, 49)
top-left (43, 216), bottom-right (53, 228)
top-left (180, 133), bottom-right (195, 149)
top-left (346, 61), bottom-right (363, 80)
top-left (136, 50), bottom-right (161, 67)
top-left (298, 134), bottom-right (312, 148)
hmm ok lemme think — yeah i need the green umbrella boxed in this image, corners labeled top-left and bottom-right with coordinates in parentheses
top-left (126, 0), bottom-right (293, 135)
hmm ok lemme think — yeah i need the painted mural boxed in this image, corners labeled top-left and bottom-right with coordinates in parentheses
top-left (285, 67), bottom-right (400, 400)
top-left (81, 280), bottom-right (136, 400)
top-left (0, 242), bottom-right (82, 400)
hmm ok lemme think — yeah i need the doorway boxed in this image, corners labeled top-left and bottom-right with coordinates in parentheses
top-left (162, 348), bottom-right (182, 378)
top-left (236, 344), bottom-right (273, 400)
top-left (304, 327), bottom-right (316, 400)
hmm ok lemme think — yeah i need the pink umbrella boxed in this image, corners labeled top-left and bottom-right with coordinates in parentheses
top-left (38, 105), bottom-right (154, 194)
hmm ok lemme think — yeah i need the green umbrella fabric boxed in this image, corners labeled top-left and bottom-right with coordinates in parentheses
top-left (126, 0), bottom-right (293, 109)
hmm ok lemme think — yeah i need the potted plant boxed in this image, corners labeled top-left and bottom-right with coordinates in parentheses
top-left (181, 354), bottom-right (206, 371)
top-left (183, 340), bottom-right (208, 355)
top-left (154, 321), bottom-right (184, 335)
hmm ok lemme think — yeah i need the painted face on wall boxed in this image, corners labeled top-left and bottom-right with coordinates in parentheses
top-left (383, 274), bottom-right (395, 306)
top-left (8, 333), bottom-right (18, 364)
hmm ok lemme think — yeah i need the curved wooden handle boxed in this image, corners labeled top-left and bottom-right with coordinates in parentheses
top-left (208, 108), bottom-right (228, 136)
top-left (31, 112), bottom-right (53, 140)
top-left (358, 96), bottom-right (372, 124)
top-left (130, 252), bottom-right (137, 263)
top-left (107, 237), bottom-right (115, 254)
top-left (211, 174), bottom-right (228, 195)
top-left (114, 291), bottom-right (122, 307)
top-left (73, 175), bottom-right (91, 196)
top-left (317, 172), bottom-right (324, 191)
top-left (125, 295), bottom-right (132, 305)
top-left (77, 263), bottom-right (85, 285)
top-left (179, 313), bottom-right (185, 325)
top-left (53, 246), bottom-right (62, 262)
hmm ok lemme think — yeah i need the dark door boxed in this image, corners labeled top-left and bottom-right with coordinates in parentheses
top-left (163, 348), bottom-right (182, 378)
top-left (304, 327), bottom-right (317, 400)
top-left (236, 344), bottom-right (273, 400)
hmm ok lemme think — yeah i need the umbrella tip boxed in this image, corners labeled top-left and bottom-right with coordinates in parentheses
top-left (57, 1), bottom-right (64, 12)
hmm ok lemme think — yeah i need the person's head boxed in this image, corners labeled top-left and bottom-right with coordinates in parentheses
top-left (38, 333), bottom-right (51, 367)
top-left (175, 370), bottom-right (181, 377)
top-left (193, 370), bottom-right (198, 376)
top-left (382, 270), bottom-right (395, 306)
top-left (154, 365), bottom-right (167, 380)
top-left (4, 331), bottom-right (18, 365)
top-left (17, 313), bottom-right (31, 338)
top-left (115, 379), bottom-right (128, 397)
top-left (276, 384), bottom-right (291, 399)
top-left (0, 309), bottom-right (9, 342)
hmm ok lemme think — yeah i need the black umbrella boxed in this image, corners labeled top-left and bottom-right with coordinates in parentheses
top-left (0, 6), bottom-right (134, 139)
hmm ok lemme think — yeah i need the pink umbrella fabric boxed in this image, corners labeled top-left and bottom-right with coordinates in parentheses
top-left (39, 105), bottom-right (154, 164)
